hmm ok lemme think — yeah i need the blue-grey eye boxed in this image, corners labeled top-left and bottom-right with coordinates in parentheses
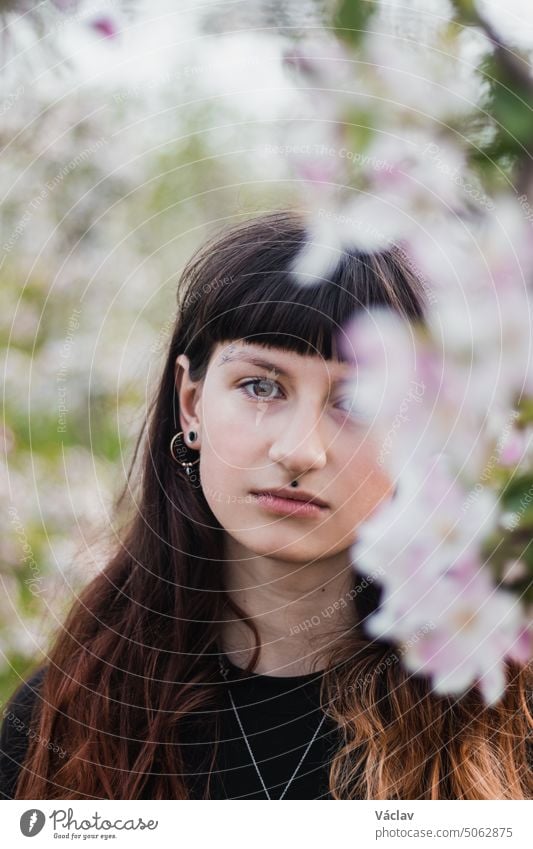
top-left (239, 378), bottom-right (283, 400)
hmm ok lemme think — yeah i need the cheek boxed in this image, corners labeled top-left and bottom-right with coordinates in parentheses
top-left (204, 425), bottom-right (255, 475)
top-left (199, 395), bottom-right (258, 497)
top-left (336, 442), bottom-right (394, 517)
top-left (202, 390), bottom-right (265, 466)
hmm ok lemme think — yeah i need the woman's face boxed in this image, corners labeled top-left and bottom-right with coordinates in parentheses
top-left (176, 339), bottom-right (394, 563)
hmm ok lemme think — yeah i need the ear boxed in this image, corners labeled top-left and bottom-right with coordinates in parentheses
top-left (175, 354), bottom-right (202, 443)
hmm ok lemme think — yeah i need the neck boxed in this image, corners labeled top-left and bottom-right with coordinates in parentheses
top-left (220, 536), bottom-right (358, 676)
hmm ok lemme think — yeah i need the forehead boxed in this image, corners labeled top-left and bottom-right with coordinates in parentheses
top-left (212, 341), bottom-right (353, 380)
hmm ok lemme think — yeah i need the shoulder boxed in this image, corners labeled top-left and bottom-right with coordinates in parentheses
top-left (0, 666), bottom-right (47, 799)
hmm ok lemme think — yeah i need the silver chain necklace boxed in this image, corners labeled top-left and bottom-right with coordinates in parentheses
top-left (218, 655), bottom-right (327, 800)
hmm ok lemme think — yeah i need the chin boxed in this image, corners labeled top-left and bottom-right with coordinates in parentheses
top-left (238, 532), bottom-right (330, 563)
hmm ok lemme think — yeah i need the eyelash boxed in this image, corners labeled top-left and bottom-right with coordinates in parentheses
top-left (237, 377), bottom-right (355, 414)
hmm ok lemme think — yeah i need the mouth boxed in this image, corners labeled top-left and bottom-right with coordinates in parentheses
top-left (249, 490), bottom-right (330, 517)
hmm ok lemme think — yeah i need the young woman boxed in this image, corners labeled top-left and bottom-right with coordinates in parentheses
top-left (1, 210), bottom-right (532, 800)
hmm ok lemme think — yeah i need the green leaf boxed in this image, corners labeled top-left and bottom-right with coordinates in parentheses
top-left (448, 0), bottom-right (480, 26)
top-left (333, 0), bottom-right (374, 46)
top-left (500, 474), bottom-right (533, 512)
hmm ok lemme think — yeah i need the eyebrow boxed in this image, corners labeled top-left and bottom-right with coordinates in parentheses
top-left (218, 350), bottom-right (353, 385)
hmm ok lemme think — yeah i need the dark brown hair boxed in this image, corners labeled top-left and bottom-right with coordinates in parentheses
top-left (14, 209), bottom-right (533, 798)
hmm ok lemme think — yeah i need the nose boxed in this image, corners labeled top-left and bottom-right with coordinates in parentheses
top-left (268, 404), bottom-right (327, 475)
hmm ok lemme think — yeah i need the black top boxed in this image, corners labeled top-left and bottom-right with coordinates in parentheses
top-left (0, 658), bottom-right (341, 800)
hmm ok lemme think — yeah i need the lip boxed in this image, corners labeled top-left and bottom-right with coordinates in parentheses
top-left (250, 488), bottom-right (329, 517)
top-left (252, 487), bottom-right (329, 507)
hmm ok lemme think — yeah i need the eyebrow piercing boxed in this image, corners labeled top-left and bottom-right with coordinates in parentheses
top-left (219, 344), bottom-right (237, 364)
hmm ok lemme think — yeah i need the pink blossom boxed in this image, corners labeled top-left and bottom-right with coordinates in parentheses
top-left (367, 560), bottom-right (530, 706)
top-left (351, 452), bottom-right (500, 590)
top-left (338, 307), bottom-right (417, 421)
top-left (90, 16), bottom-right (118, 39)
top-left (499, 432), bottom-right (528, 467)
